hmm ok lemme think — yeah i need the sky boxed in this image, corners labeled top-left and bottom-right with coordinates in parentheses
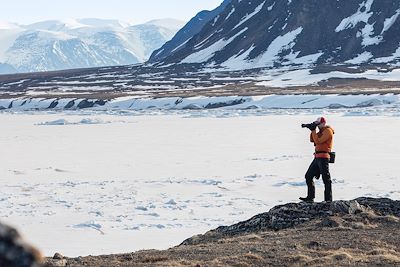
top-left (2, 0), bottom-right (223, 25)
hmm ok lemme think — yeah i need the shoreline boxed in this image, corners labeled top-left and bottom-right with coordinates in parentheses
top-left (0, 92), bottom-right (399, 111)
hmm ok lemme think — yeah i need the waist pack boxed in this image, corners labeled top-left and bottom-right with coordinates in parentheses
top-left (315, 151), bottom-right (336, 164)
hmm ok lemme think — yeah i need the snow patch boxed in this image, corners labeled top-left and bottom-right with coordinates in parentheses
top-left (221, 28), bottom-right (304, 70)
top-left (37, 118), bottom-right (111, 126)
top-left (212, 15), bottom-right (220, 27)
top-left (181, 27), bottom-right (248, 63)
top-left (225, 8), bottom-right (235, 21)
top-left (221, 45), bottom-right (255, 70)
top-left (372, 46), bottom-right (400, 63)
top-left (381, 9), bottom-right (400, 34)
top-left (335, 0), bottom-right (381, 46)
top-left (256, 68), bottom-right (400, 88)
top-left (267, 2), bottom-right (276, 11)
top-left (233, 1), bottom-right (266, 30)
top-left (345, 51), bottom-right (373, 64)
top-left (73, 222), bottom-right (104, 234)
top-left (335, 0), bottom-right (375, 32)
top-left (253, 27), bottom-right (303, 67)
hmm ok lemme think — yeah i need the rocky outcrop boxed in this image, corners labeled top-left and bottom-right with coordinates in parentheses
top-left (356, 197), bottom-right (400, 216)
top-left (41, 197), bottom-right (400, 267)
top-left (0, 221), bottom-right (42, 267)
top-left (182, 198), bottom-right (400, 245)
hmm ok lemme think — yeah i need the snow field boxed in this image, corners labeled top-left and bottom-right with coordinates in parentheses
top-left (0, 111), bottom-right (399, 256)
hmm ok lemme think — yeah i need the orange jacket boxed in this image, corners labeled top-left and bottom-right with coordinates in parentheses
top-left (310, 126), bottom-right (334, 159)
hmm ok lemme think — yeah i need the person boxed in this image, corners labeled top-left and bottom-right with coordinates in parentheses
top-left (300, 117), bottom-right (335, 203)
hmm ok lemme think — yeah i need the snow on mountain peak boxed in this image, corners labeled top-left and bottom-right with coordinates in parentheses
top-left (60, 19), bottom-right (89, 29)
top-left (0, 21), bottom-right (20, 30)
top-left (76, 18), bottom-right (130, 29)
top-left (145, 19), bottom-right (186, 30)
top-left (35, 29), bottom-right (76, 40)
top-left (24, 18), bottom-right (130, 32)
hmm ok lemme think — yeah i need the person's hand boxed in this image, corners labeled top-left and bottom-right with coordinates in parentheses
top-left (309, 124), bottom-right (317, 131)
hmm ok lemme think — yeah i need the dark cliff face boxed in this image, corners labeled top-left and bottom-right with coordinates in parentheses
top-left (148, 0), bottom-right (231, 62)
top-left (157, 0), bottom-right (400, 69)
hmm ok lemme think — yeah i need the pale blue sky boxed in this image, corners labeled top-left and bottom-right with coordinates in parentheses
top-left (3, 0), bottom-right (223, 25)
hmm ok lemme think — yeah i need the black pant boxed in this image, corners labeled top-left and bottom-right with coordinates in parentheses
top-left (305, 158), bottom-right (332, 201)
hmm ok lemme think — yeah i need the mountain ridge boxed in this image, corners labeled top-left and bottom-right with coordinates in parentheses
top-left (0, 18), bottom-right (185, 73)
top-left (149, 0), bottom-right (231, 62)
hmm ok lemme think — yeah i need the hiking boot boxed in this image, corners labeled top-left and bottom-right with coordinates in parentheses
top-left (299, 197), bottom-right (314, 203)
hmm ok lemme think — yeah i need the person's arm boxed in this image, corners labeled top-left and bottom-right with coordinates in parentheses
top-left (311, 129), bottom-right (333, 144)
top-left (310, 132), bottom-right (314, 143)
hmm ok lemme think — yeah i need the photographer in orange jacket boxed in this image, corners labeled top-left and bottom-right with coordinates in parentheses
top-left (300, 117), bottom-right (335, 203)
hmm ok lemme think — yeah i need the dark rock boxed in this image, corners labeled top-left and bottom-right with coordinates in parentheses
top-left (47, 100), bottom-right (59, 109)
top-left (44, 259), bottom-right (67, 267)
top-left (64, 100), bottom-right (75, 109)
top-left (77, 99), bottom-right (94, 109)
top-left (243, 105), bottom-right (261, 110)
top-left (204, 98), bottom-right (246, 109)
top-left (318, 216), bottom-right (342, 228)
top-left (52, 253), bottom-right (63, 260)
top-left (0, 221), bottom-right (42, 267)
top-left (356, 197), bottom-right (400, 217)
top-left (75, 99), bottom-right (107, 109)
top-left (174, 98), bottom-right (183, 105)
top-left (94, 99), bottom-right (107, 107)
top-left (307, 241), bottom-right (321, 249)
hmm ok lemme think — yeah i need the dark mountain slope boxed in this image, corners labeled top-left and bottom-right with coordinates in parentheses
top-left (159, 0), bottom-right (400, 69)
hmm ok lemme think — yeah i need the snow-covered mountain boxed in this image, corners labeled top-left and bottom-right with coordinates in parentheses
top-left (0, 19), bottom-right (185, 73)
top-left (157, 0), bottom-right (400, 70)
top-left (0, 63), bottom-right (17, 74)
top-left (0, 22), bottom-right (24, 62)
top-left (149, 0), bottom-right (231, 62)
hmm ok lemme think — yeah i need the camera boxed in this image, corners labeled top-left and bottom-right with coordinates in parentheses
top-left (301, 122), bottom-right (318, 130)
